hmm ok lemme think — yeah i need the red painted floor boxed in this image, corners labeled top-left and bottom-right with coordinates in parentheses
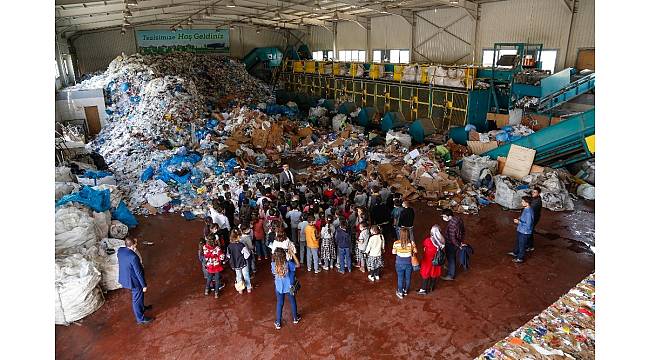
top-left (55, 200), bottom-right (595, 359)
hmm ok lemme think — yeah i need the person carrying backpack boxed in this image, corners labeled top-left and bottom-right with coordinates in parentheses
top-left (418, 225), bottom-right (445, 295)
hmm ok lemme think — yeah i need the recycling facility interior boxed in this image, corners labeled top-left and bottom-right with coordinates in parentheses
top-left (54, 0), bottom-right (596, 359)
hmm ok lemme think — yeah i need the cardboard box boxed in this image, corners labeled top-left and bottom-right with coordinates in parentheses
top-left (297, 127), bottom-right (313, 138)
top-left (494, 114), bottom-right (510, 128)
top-left (529, 164), bottom-right (544, 174)
top-left (522, 114), bottom-right (551, 130)
top-left (502, 145), bottom-right (537, 179)
top-left (467, 140), bottom-right (498, 155)
top-left (497, 156), bottom-right (507, 174)
top-left (468, 130), bottom-right (480, 141)
top-left (419, 173), bottom-right (442, 192)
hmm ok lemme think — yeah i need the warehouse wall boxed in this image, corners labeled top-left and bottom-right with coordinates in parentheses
top-left (414, 8), bottom-right (476, 64)
top-left (477, 0), bottom-right (594, 69)
top-left (336, 21), bottom-right (367, 53)
top-left (72, 28), bottom-right (138, 75)
top-left (71, 26), bottom-right (290, 74)
top-left (565, 0), bottom-right (595, 67)
top-left (308, 26), bottom-right (334, 52)
top-left (371, 15), bottom-right (411, 52)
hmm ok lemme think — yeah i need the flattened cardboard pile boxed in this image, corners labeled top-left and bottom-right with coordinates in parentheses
top-left (476, 274), bottom-right (595, 360)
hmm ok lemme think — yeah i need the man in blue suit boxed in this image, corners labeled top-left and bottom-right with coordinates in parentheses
top-left (118, 237), bottom-right (153, 324)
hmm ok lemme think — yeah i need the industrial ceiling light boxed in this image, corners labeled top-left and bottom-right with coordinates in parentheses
top-left (275, 11), bottom-right (281, 19)
top-left (314, 1), bottom-right (323, 10)
top-left (434, 8), bottom-right (437, 13)
top-left (229, 24), bottom-right (235, 29)
top-left (178, 24), bottom-right (184, 30)
top-left (123, 18), bottom-right (131, 26)
top-left (449, 0), bottom-right (459, 4)
top-left (187, 18), bottom-right (194, 24)
top-left (126, 0), bottom-right (138, 6)
top-left (226, 0), bottom-right (236, 8)
top-left (124, 9), bottom-right (132, 17)
top-left (171, 26), bottom-right (177, 32)
top-left (256, 28), bottom-right (261, 34)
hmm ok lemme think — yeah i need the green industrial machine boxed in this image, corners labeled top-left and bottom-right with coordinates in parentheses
top-left (477, 43), bottom-right (595, 115)
top-left (482, 108), bottom-right (595, 168)
top-left (242, 47), bottom-right (284, 71)
top-left (478, 43), bottom-right (544, 114)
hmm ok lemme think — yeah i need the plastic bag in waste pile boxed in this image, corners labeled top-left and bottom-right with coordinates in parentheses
top-left (332, 114), bottom-right (347, 132)
top-left (111, 201), bottom-right (138, 228)
top-left (55, 182), bottom-right (80, 201)
top-left (386, 130), bottom-right (412, 148)
top-left (57, 186), bottom-right (112, 213)
top-left (523, 171), bottom-right (574, 211)
top-left (577, 183), bottom-right (595, 200)
top-left (93, 211), bottom-right (111, 239)
top-left (340, 159), bottom-right (367, 174)
top-left (55, 167), bottom-right (75, 182)
top-left (98, 238), bottom-right (126, 291)
top-left (93, 184), bottom-right (124, 210)
top-left (460, 155), bottom-right (498, 184)
top-left (55, 253), bottom-right (104, 325)
top-left (109, 220), bottom-right (129, 239)
top-left (493, 175), bottom-right (529, 209)
top-left (575, 158), bottom-right (595, 185)
top-left (55, 205), bottom-right (101, 254)
top-left (77, 170), bottom-right (116, 187)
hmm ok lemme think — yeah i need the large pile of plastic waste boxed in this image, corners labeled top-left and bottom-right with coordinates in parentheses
top-left (74, 53), bottom-right (274, 215)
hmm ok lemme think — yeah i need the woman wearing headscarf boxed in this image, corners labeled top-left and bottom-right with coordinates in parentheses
top-left (417, 225), bottom-right (445, 295)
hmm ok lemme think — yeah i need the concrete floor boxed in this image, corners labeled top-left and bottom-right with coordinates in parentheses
top-left (55, 200), bottom-right (595, 359)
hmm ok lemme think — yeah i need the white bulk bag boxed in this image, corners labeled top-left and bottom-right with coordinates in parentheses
top-left (98, 238), bottom-right (126, 291)
top-left (55, 254), bottom-right (105, 325)
top-left (55, 206), bottom-right (101, 254)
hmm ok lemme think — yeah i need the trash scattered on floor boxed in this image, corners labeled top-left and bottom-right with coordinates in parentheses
top-left (476, 273), bottom-right (595, 360)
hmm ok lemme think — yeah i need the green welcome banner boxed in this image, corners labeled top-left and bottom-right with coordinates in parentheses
top-left (136, 29), bottom-right (230, 54)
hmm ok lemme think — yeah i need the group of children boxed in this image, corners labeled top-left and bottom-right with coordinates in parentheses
top-left (196, 168), bottom-right (413, 298)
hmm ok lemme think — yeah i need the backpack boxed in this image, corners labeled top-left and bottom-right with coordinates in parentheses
top-left (432, 246), bottom-right (446, 266)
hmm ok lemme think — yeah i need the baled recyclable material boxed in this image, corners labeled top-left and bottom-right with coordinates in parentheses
top-left (55, 253), bottom-right (105, 325)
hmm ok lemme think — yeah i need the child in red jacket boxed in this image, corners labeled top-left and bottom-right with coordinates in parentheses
top-left (203, 235), bottom-right (226, 298)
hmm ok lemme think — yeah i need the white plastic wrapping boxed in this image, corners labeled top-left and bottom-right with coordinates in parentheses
top-left (461, 155), bottom-right (498, 184)
top-left (55, 182), bottom-right (80, 201)
top-left (523, 171), bottom-right (575, 211)
top-left (577, 183), bottom-right (595, 200)
top-left (55, 206), bottom-right (101, 254)
top-left (109, 220), bottom-right (129, 239)
top-left (55, 254), bottom-right (105, 325)
top-left (493, 175), bottom-right (528, 209)
top-left (332, 114), bottom-right (348, 132)
top-left (55, 167), bottom-right (75, 182)
top-left (93, 184), bottom-right (124, 209)
top-left (92, 211), bottom-right (112, 239)
top-left (386, 130), bottom-right (412, 148)
top-left (98, 238), bottom-right (126, 291)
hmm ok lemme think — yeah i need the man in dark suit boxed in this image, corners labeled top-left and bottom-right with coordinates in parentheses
top-left (279, 163), bottom-right (297, 189)
top-left (118, 237), bottom-right (153, 325)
